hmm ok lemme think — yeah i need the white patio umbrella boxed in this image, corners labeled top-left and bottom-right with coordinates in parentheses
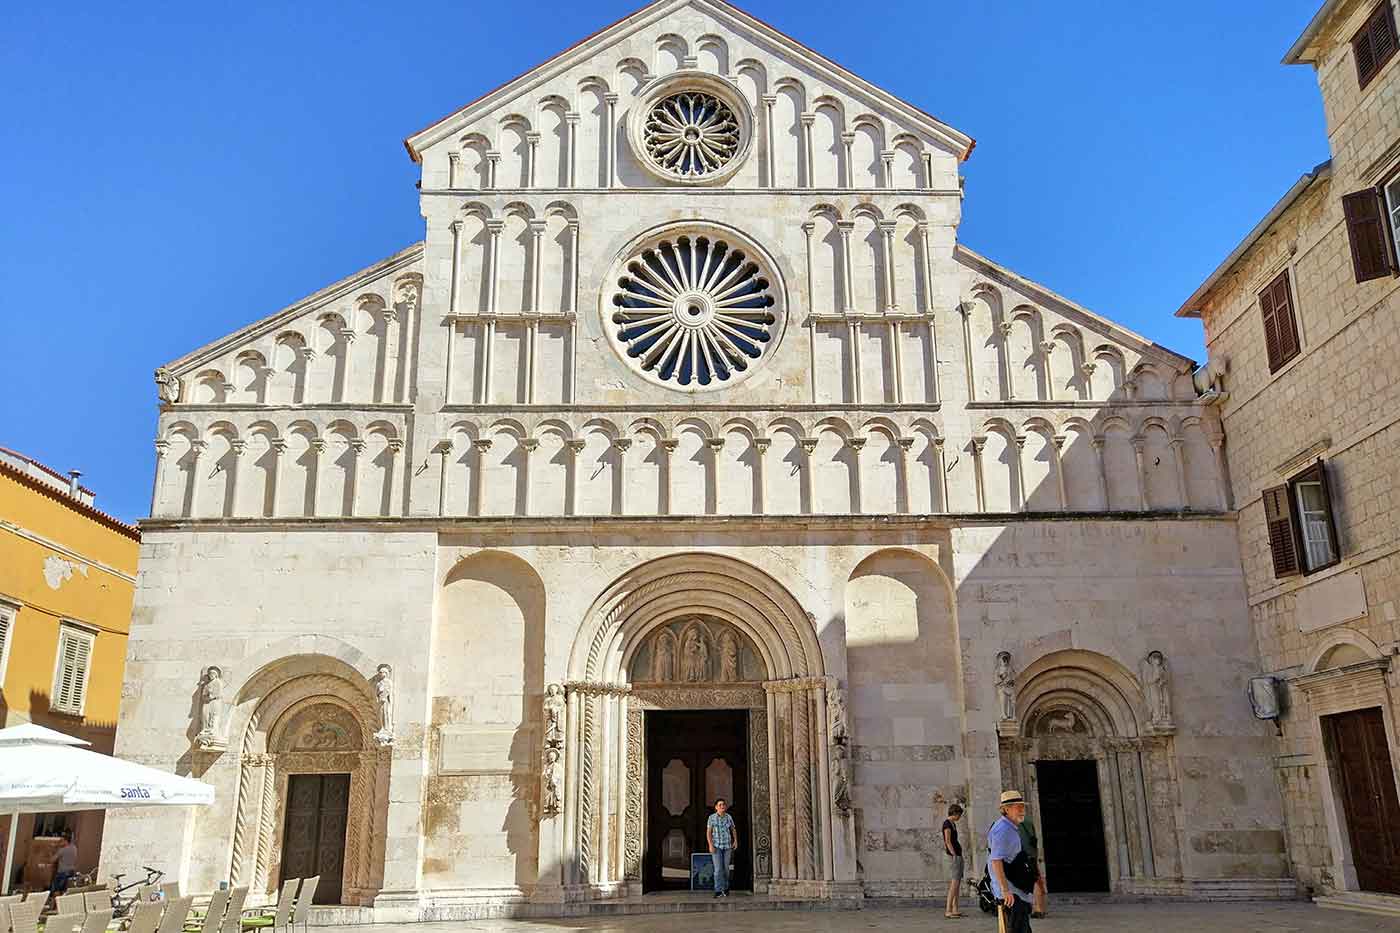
top-left (0, 722), bottom-right (215, 893)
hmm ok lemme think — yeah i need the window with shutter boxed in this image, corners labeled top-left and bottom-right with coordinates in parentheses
top-left (1258, 270), bottom-right (1301, 372)
top-left (1262, 485), bottom-right (1301, 577)
top-left (1290, 460), bottom-right (1341, 573)
top-left (51, 625), bottom-right (95, 716)
top-left (1343, 188), bottom-right (1396, 282)
top-left (0, 602), bottom-right (15, 687)
top-left (1354, 2), bottom-right (1399, 88)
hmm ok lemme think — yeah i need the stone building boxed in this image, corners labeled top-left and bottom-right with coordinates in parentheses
top-left (103, 0), bottom-right (1291, 916)
top-left (1176, 0), bottom-right (1400, 907)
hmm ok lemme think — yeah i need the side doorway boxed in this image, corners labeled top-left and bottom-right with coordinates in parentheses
top-left (1035, 759), bottom-right (1110, 893)
top-left (1324, 707), bottom-right (1400, 894)
top-left (280, 773), bottom-right (349, 903)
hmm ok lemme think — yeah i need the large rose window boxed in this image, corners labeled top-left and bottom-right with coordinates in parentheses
top-left (606, 229), bottom-right (782, 391)
top-left (643, 92), bottom-right (741, 179)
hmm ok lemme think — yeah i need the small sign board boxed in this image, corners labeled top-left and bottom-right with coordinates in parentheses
top-left (689, 852), bottom-right (714, 891)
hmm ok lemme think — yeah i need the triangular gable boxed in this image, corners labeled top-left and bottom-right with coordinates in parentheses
top-left (161, 242), bottom-right (423, 374)
top-left (403, 0), bottom-right (974, 162)
top-left (956, 245), bottom-right (1196, 370)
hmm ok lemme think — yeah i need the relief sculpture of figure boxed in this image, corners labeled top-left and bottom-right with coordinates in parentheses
top-left (373, 663), bottom-right (394, 745)
top-left (831, 743), bottom-right (852, 813)
top-left (828, 686), bottom-right (850, 746)
top-left (541, 746), bottom-right (562, 817)
top-left (543, 683), bottom-right (565, 748)
top-left (994, 651), bottom-right (1016, 721)
top-left (718, 628), bottom-right (739, 683)
top-left (196, 665), bottom-right (223, 746)
top-left (1143, 651), bottom-right (1173, 729)
top-left (652, 634), bottom-right (674, 682)
top-left (682, 627), bottom-right (709, 682)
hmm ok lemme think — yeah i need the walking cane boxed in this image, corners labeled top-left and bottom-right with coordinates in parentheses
top-left (997, 902), bottom-right (1008, 933)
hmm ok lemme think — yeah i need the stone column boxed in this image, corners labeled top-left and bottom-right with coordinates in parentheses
top-left (447, 150), bottom-right (460, 188)
top-left (297, 346), bottom-right (315, 404)
top-left (753, 437), bottom-right (770, 514)
top-left (848, 320), bottom-right (863, 405)
top-left (705, 436), bottom-right (725, 514)
top-left (998, 320), bottom-right (1013, 400)
top-left (839, 132), bottom-right (855, 187)
top-left (837, 221), bottom-right (855, 313)
top-left (566, 438), bottom-right (586, 515)
top-left (879, 220), bottom-right (898, 313)
top-left (186, 440), bottom-right (207, 518)
top-left (1130, 435), bottom-right (1149, 511)
top-left (433, 439), bottom-right (452, 517)
top-left (268, 439), bottom-right (286, 518)
top-left (1169, 437), bottom-right (1188, 508)
top-left (611, 438), bottom-right (631, 516)
top-left (565, 112), bottom-right (580, 187)
top-left (346, 439), bottom-right (364, 517)
top-left (659, 437), bottom-right (678, 515)
top-left (307, 438), bottom-right (325, 517)
top-left (959, 302), bottom-right (976, 401)
top-left (761, 95), bottom-right (777, 187)
top-left (446, 220), bottom-right (465, 404)
top-left (338, 329), bottom-right (356, 402)
top-left (798, 437), bottom-right (817, 514)
top-left (151, 439), bottom-right (170, 518)
top-left (895, 436), bottom-right (913, 513)
top-left (486, 150), bottom-right (500, 189)
top-left (1092, 436), bottom-right (1109, 509)
top-left (970, 435), bottom-right (987, 513)
top-left (604, 94), bottom-right (619, 188)
top-left (227, 439), bottom-right (247, 518)
top-left (469, 439), bottom-right (491, 516)
top-left (385, 439), bottom-right (403, 517)
top-left (846, 436), bottom-right (865, 514)
top-left (801, 221), bottom-right (819, 402)
top-left (519, 438), bottom-right (539, 516)
top-left (1051, 434), bottom-right (1068, 510)
top-left (799, 113), bottom-right (815, 188)
top-left (890, 318), bottom-right (904, 403)
top-left (880, 148), bottom-right (895, 188)
top-left (381, 305), bottom-right (399, 404)
top-left (1013, 434), bottom-right (1028, 511)
top-left (561, 686), bottom-right (583, 886)
top-left (1208, 433), bottom-right (1231, 509)
top-left (935, 436), bottom-right (950, 512)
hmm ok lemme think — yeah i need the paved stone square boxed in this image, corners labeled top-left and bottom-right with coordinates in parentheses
top-left (329, 903), bottom-right (1379, 933)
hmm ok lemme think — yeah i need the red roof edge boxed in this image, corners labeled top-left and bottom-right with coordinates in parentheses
top-left (0, 458), bottom-right (141, 542)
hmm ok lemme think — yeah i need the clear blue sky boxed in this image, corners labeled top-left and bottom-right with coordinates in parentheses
top-left (0, 1), bottom-right (1326, 523)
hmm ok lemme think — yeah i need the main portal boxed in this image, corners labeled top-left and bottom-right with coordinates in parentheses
top-left (644, 709), bottom-right (751, 892)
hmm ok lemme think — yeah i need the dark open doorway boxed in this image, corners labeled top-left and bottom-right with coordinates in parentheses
top-left (1036, 759), bottom-right (1110, 893)
top-left (1324, 707), bottom-right (1400, 894)
top-left (644, 709), bottom-right (750, 892)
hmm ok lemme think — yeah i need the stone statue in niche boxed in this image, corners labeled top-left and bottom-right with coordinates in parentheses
top-left (373, 663), bottom-right (394, 746)
top-left (828, 687), bottom-right (850, 746)
top-left (540, 745), bottom-right (561, 817)
top-left (994, 651), bottom-right (1017, 721)
top-left (1142, 651), bottom-right (1173, 730)
top-left (154, 367), bottom-right (181, 404)
top-left (682, 627), bottom-right (709, 683)
top-left (831, 742), bottom-right (852, 813)
top-left (652, 633), bottom-right (675, 682)
top-left (543, 683), bottom-right (565, 748)
top-left (195, 666), bottom-right (223, 748)
top-left (718, 629), bottom-right (739, 683)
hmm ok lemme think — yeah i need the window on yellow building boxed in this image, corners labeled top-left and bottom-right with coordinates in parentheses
top-left (0, 598), bottom-right (16, 687)
top-left (51, 623), bottom-right (95, 716)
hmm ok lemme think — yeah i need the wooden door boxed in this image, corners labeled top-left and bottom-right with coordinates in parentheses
top-left (280, 773), bottom-right (350, 903)
top-left (1036, 759), bottom-right (1110, 892)
top-left (1325, 708), bottom-right (1400, 894)
top-left (644, 710), bottom-right (750, 892)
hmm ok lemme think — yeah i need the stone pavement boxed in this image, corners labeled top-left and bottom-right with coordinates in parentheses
top-left (327, 902), bottom-right (1379, 933)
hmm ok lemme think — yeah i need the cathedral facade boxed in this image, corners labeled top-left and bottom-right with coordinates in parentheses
top-left (103, 0), bottom-right (1292, 916)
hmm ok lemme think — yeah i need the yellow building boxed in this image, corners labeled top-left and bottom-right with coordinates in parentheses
top-left (0, 447), bottom-right (139, 890)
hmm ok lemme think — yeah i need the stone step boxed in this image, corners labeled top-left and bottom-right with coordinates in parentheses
top-left (1315, 892), bottom-right (1400, 918)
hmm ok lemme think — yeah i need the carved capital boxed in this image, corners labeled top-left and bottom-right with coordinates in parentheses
top-left (229, 439), bottom-right (248, 456)
top-left (704, 437), bottom-right (725, 451)
top-left (447, 151), bottom-right (461, 163)
top-left (485, 219), bottom-right (506, 234)
top-left (764, 676), bottom-right (828, 694)
top-left (432, 439), bottom-right (453, 456)
top-left (519, 438), bottom-right (540, 452)
top-left (604, 93), bottom-right (620, 105)
top-left (753, 437), bottom-right (771, 453)
top-left (998, 321), bottom-right (1013, 338)
top-left (349, 439), bottom-right (367, 453)
top-left (271, 439), bottom-right (288, 454)
top-left (565, 439), bottom-right (587, 453)
top-left (839, 131), bottom-right (856, 144)
top-left (798, 437), bottom-right (819, 454)
top-left (565, 681), bottom-right (632, 698)
top-left (154, 439), bottom-right (171, 457)
top-left (189, 439), bottom-right (208, 457)
top-left (449, 220), bottom-right (464, 235)
top-left (877, 220), bottom-right (899, 234)
top-left (1091, 435), bottom-right (1105, 451)
top-left (565, 111), bottom-right (580, 124)
top-left (309, 438), bottom-right (327, 453)
top-left (799, 112), bottom-right (816, 126)
top-left (760, 94), bottom-right (778, 106)
top-left (339, 328), bottom-right (356, 343)
top-left (800, 221), bottom-right (816, 235)
top-left (525, 131), bottom-right (542, 144)
top-left (611, 438), bottom-right (633, 452)
top-left (1130, 435), bottom-right (1147, 453)
top-left (1013, 434), bottom-right (1027, 450)
top-left (299, 347), bottom-right (317, 361)
top-left (895, 436), bottom-right (915, 452)
top-left (1051, 434), bottom-right (1068, 450)
top-left (528, 219), bottom-right (549, 233)
top-left (1040, 341), bottom-right (1056, 355)
top-left (846, 436), bottom-right (867, 451)
top-left (970, 435), bottom-right (987, 454)
top-left (1081, 361), bottom-right (1097, 376)
top-left (659, 437), bottom-right (679, 452)
top-left (472, 438), bottom-right (493, 452)
top-left (387, 439), bottom-right (404, 453)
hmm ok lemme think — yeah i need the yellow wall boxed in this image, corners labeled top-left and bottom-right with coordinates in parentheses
top-left (0, 463), bottom-right (140, 884)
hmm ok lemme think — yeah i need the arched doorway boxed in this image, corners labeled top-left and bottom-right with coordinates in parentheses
top-left (225, 656), bottom-right (390, 906)
top-left (998, 650), bottom-right (1182, 894)
top-left (551, 554), bottom-right (833, 899)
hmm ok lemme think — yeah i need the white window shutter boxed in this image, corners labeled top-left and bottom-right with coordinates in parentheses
top-left (53, 626), bottom-right (94, 715)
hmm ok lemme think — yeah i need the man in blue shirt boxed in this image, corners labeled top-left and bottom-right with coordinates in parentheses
top-left (706, 798), bottom-right (739, 897)
top-left (987, 789), bottom-right (1033, 932)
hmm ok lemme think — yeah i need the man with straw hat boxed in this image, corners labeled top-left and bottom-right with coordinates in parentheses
top-left (987, 790), bottom-right (1035, 932)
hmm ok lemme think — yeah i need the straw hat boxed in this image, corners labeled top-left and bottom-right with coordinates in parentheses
top-left (999, 789), bottom-right (1025, 807)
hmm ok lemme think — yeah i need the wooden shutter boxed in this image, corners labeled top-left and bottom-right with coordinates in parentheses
top-left (53, 627), bottom-right (93, 715)
top-left (1262, 485), bottom-right (1301, 577)
top-left (1259, 271), bottom-right (1300, 372)
top-left (1343, 188), bottom-right (1395, 282)
top-left (1355, 3), bottom-right (1399, 87)
top-left (0, 608), bottom-right (12, 679)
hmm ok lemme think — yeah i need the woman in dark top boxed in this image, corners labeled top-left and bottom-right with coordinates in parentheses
top-left (942, 803), bottom-right (965, 918)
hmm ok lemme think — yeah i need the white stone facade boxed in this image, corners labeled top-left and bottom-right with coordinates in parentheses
top-left (105, 0), bottom-right (1291, 917)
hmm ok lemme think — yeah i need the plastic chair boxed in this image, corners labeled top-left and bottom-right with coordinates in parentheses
top-left (9, 899), bottom-right (42, 933)
top-left (189, 889), bottom-right (228, 933)
top-left (54, 894), bottom-right (85, 915)
top-left (79, 895), bottom-right (107, 915)
top-left (43, 914), bottom-right (84, 933)
top-left (126, 900), bottom-right (162, 933)
top-left (239, 879), bottom-right (297, 933)
top-left (77, 910), bottom-right (111, 933)
top-left (154, 898), bottom-right (191, 933)
top-left (218, 889), bottom-right (247, 933)
top-left (288, 878), bottom-right (317, 933)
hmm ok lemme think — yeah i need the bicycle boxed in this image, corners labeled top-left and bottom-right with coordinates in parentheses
top-left (109, 866), bottom-right (164, 919)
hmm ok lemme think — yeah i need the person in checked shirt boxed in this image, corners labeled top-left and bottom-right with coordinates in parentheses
top-left (706, 798), bottom-right (739, 897)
